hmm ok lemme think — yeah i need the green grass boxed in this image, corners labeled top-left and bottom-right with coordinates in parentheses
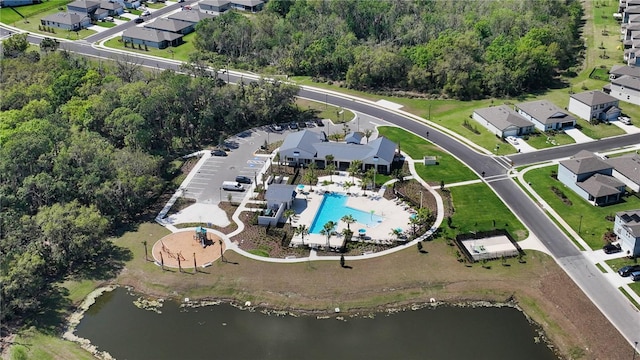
top-left (629, 282), bottom-right (640, 299)
top-left (577, 120), bottom-right (626, 139)
top-left (145, 2), bottom-right (165, 9)
top-left (524, 131), bottom-right (575, 149)
top-left (295, 98), bottom-right (355, 124)
top-left (619, 287), bottom-right (640, 310)
top-left (0, 1), bottom-right (71, 25)
top-left (605, 257), bottom-right (640, 272)
top-left (94, 21), bottom-right (116, 28)
top-left (129, 9), bottom-right (142, 15)
top-left (595, 263), bottom-right (607, 273)
top-left (104, 31), bottom-right (196, 61)
top-left (444, 182), bottom-right (528, 240)
top-left (523, 166), bottom-right (640, 249)
top-left (9, 328), bottom-right (95, 360)
top-left (248, 249), bottom-right (270, 257)
top-left (377, 126), bottom-right (478, 184)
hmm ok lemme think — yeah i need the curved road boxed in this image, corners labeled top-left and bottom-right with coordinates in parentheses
top-left (4, 28), bottom-right (640, 348)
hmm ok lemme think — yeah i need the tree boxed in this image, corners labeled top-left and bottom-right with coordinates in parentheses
top-left (340, 254), bottom-right (345, 268)
top-left (115, 54), bottom-right (142, 83)
top-left (348, 160), bottom-right (362, 183)
top-left (40, 37), bottom-right (60, 53)
top-left (294, 224), bottom-right (309, 245)
top-left (320, 220), bottom-right (336, 248)
top-left (3, 33), bottom-right (28, 58)
top-left (283, 209), bottom-right (296, 226)
top-left (390, 228), bottom-right (403, 240)
top-left (341, 214), bottom-right (355, 231)
top-left (325, 154), bottom-right (335, 181)
top-left (363, 129), bottom-right (373, 143)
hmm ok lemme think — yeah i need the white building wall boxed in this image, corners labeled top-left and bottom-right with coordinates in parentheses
top-left (517, 109), bottom-right (547, 132)
top-left (612, 170), bottom-right (640, 192)
top-left (472, 112), bottom-right (503, 137)
top-left (614, 216), bottom-right (640, 257)
top-left (568, 98), bottom-right (592, 121)
top-left (610, 83), bottom-right (640, 105)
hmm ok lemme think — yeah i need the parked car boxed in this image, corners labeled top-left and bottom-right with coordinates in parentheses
top-left (271, 124), bottom-right (283, 131)
top-left (631, 271), bottom-right (640, 281)
top-left (315, 119), bottom-right (325, 127)
top-left (305, 121), bottom-right (316, 128)
top-left (222, 181), bottom-right (244, 191)
top-left (603, 243), bottom-right (622, 254)
top-left (211, 149), bottom-right (227, 157)
top-left (141, 10), bottom-right (151, 16)
top-left (134, 17), bottom-right (144, 23)
top-left (298, 121), bottom-right (307, 128)
top-left (104, 16), bottom-right (114, 22)
top-left (505, 136), bottom-right (519, 145)
top-left (235, 175), bottom-right (252, 184)
top-left (618, 116), bottom-right (632, 125)
top-left (289, 122), bottom-right (298, 130)
top-left (618, 265), bottom-right (640, 277)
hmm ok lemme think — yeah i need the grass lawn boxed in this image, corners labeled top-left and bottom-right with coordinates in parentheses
top-left (129, 9), bottom-right (142, 15)
top-left (145, 2), bottom-right (165, 9)
top-left (94, 21), bottom-right (116, 28)
top-left (295, 98), bottom-right (355, 124)
top-left (523, 165), bottom-right (640, 249)
top-left (8, 327), bottom-right (95, 360)
top-left (104, 32), bottom-right (196, 61)
top-left (0, 1), bottom-right (71, 25)
top-left (577, 119), bottom-right (626, 139)
top-left (444, 182), bottom-right (528, 240)
top-left (377, 126), bottom-right (478, 184)
top-left (524, 131), bottom-right (575, 149)
top-left (605, 257), bottom-right (640, 273)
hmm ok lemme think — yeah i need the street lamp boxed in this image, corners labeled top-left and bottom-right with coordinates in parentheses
top-left (632, 341), bottom-right (638, 360)
top-left (373, 156), bottom-right (379, 191)
top-left (579, 215), bottom-right (583, 235)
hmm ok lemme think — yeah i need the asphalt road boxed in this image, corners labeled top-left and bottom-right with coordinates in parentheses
top-left (4, 30), bottom-right (640, 347)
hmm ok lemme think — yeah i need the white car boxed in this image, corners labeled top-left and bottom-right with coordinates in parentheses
top-left (618, 116), bottom-right (632, 125)
top-left (506, 136), bottom-right (519, 145)
top-left (141, 10), bottom-right (151, 16)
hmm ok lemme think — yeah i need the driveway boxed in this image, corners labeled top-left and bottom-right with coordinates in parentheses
top-left (611, 120), bottom-right (640, 134)
top-left (564, 127), bottom-right (594, 143)
top-left (513, 137), bottom-right (537, 153)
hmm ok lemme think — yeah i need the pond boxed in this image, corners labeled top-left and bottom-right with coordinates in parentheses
top-left (75, 288), bottom-right (557, 360)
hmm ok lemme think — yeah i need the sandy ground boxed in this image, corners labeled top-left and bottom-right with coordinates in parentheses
top-left (152, 230), bottom-right (225, 268)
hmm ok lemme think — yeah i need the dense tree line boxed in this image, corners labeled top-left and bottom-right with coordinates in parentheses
top-left (194, 0), bottom-right (583, 99)
top-left (0, 50), bottom-right (300, 323)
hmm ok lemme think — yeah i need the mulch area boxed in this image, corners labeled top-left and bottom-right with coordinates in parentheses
top-left (152, 230), bottom-right (224, 268)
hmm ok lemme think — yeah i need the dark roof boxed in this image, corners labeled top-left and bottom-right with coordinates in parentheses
top-left (570, 90), bottom-right (618, 106)
top-left (618, 210), bottom-right (640, 224)
top-left (608, 153), bottom-right (640, 184)
top-left (577, 173), bottom-right (625, 197)
top-left (167, 9), bottom-right (213, 23)
top-left (559, 150), bottom-right (612, 174)
top-left (473, 105), bottom-right (533, 130)
top-left (344, 131), bottom-right (364, 144)
top-left (612, 75), bottom-right (640, 91)
top-left (515, 100), bottom-right (575, 125)
top-left (67, 0), bottom-right (100, 9)
top-left (100, 1), bottom-right (122, 10)
top-left (611, 65), bottom-right (640, 77)
top-left (42, 12), bottom-right (84, 25)
top-left (144, 18), bottom-right (192, 32)
top-left (233, 0), bottom-right (263, 6)
top-left (265, 184), bottom-right (296, 202)
top-left (122, 27), bottom-right (183, 42)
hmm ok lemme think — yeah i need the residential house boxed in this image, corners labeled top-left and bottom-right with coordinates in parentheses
top-left (568, 90), bottom-right (621, 122)
top-left (67, 0), bottom-right (101, 18)
top-left (167, 9), bottom-right (214, 24)
top-left (230, 0), bottom-right (263, 12)
top-left (515, 100), bottom-right (576, 132)
top-left (112, 0), bottom-right (140, 9)
top-left (609, 65), bottom-right (640, 79)
top-left (278, 130), bottom-right (398, 174)
top-left (258, 184), bottom-right (297, 226)
top-left (557, 150), bottom-right (626, 206)
top-left (122, 27), bottom-right (183, 49)
top-left (199, 0), bottom-right (230, 14)
top-left (41, 12), bottom-right (91, 31)
top-left (0, 0), bottom-right (40, 7)
top-left (144, 18), bottom-right (194, 34)
top-left (607, 153), bottom-right (640, 192)
top-left (472, 105), bottom-right (535, 138)
top-left (613, 210), bottom-right (640, 257)
top-left (99, 1), bottom-right (123, 16)
top-left (609, 75), bottom-right (640, 105)
top-left (623, 5), bottom-right (640, 23)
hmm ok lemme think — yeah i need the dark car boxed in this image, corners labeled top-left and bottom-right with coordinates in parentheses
top-left (603, 243), bottom-right (622, 254)
top-left (632, 271), bottom-right (640, 281)
top-left (134, 17), bottom-right (144, 23)
top-left (211, 149), bottom-right (227, 157)
top-left (235, 175), bottom-right (252, 184)
top-left (315, 119), bottom-right (325, 127)
top-left (618, 265), bottom-right (640, 277)
top-left (298, 121), bottom-right (307, 128)
top-left (289, 122), bottom-right (298, 130)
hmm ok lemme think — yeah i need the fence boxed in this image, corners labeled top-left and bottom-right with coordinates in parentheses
top-left (454, 229), bottom-right (524, 263)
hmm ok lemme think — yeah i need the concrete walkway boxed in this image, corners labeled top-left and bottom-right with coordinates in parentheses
top-left (564, 127), bottom-right (595, 143)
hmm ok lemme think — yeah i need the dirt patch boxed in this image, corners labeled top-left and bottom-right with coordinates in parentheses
top-left (152, 231), bottom-right (224, 268)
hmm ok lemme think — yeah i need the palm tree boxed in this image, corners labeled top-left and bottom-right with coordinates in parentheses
top-left (341, 214), bottom-right (355, 231)
top-left (348, 160), bottom-right (362, 183)
top-left (325, 154), bottom-right (334, 168)
top-left (363, 129), bottom-right (373, 143)
top-left (341, 227), bottom-right (353, 241)
top-left (409, 215), bottom-right (421, 237)
top-left (283, 209), bottom-right (295, 226)
top-left (360, 168), bottom-right (374, 195)
top-left (325, 163), bottom-right (336, 182)
top-left (294, 224), bottom-right (309, 246)
top-left (320, 220), bottom-right (336, 248)
top-left (342, 181), bottom-right (354, 193)
top-left (390, 228), bottom-right (403, 240)
top-left (274, 152), bottom-right (281, 173)
top-left (416, 207), bottom-right (432, 225)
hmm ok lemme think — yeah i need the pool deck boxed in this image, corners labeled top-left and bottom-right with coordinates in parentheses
top-left (290, 175), bottom-right (414, 248)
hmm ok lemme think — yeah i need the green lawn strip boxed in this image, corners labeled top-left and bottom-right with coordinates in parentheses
top-left (288, 76), bottom-right (380, 102)
top-left (605, 257), bottom-right (640, 272)
top-left (606, 150), bottom-right (640, 158)
top-left (523, 166), bottom-right (640, 250)
top-left (94, 21), bottom-right (116, 28)
top-left (145, 2), bottom-right (165, 9)
top-left (104, 32), bottom-right (195, 61)
top-left (577, 120), bottom-right (626, 139)
top-left (129, 9), bottom-right (142, 15)
top-left (3, 5), bottom-right (96, 40)
top-left (377, 126), bottom-right (478, 183)
top-left (524, 131), bottom-right (575, 149)
top-left (294, 98), bottom-right (355, 124)
top-left (444, 182), bottom-right (528, 240)
top-left (619, 287), bottom-right (640, 310)
top-left (595, 263), bottom-right (607, 273)
top-left (9, 327), bottom-right (95, 360)
top-left (0, 1), bottom-right (72, 25)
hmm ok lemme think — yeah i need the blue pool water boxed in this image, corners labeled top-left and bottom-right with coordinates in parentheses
top-left (309, 193), bottom-right (383, 234)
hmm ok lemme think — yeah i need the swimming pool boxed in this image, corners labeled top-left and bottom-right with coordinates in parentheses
top-left (309, 193), bottom-right (384, 234)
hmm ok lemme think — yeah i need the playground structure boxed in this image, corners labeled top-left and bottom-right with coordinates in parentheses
top-left (161, 240), bottom-right (186, 262)
top-left (195, 226), bottom-right (207, 248)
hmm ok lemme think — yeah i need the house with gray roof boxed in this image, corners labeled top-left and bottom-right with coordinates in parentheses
top-left (609, 74), bottom-right (640, 105)
top-left (199, 0), bottom-right (230, 14)
top-left (558, 150), bottom-right (625, 206)
top-left (472, 105), bottom-right (534, 138)
top-left (258, 184), bottom-right (297, 226)
top-left (144, 18), bottom-right (194, 34)
top-left (168, 9), bottom-right (214, 24)
top-left (122, 27), bottom-right (183, 49)
top-left (278, 130), bottom-right (398, 174)
top-left (614, 210), bottom-right (640, 257)
top-left (515, 100), bottom-right (576, 132)
top-left (610, 65), bottom-right (640, 79)
top-left (67, 0), bottom-right (100, 17)
top-left (100, 1), bottom-right (123, 16)
top-left (568, 90), bottom-right (621, 122)
top-left (230, 0), bottom-right (263, 12)
top-left (608, 153), bottom-right (640, 191)
top-left (344, 131), bottom-right (364, 144)
top-left (41, 12), bottom-right (90, 31)
top-left (0, 0), bottom-right (40, 7)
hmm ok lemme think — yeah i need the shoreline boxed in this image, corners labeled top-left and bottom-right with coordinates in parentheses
top-left (64, 284), bottom-right (558, 360)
